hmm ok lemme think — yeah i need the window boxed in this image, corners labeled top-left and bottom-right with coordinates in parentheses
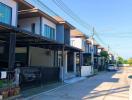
top-left (43, 24), bottom-right (55, 40)
top-left (0, 3), bottom-right (12, 25)
top-left (71, 40), bottom-right (75, 46)
top-left (31, 23), bottom-right (35, 33)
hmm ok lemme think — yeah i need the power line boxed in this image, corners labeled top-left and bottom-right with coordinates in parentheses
top-left (33, 0), bottom-right (112, 53)
top-left (52, 0), bottom-right (109, 47)
top-left (52, 0), bottom-right (93, 32)
top-left (35, 0), bottom-right (108, 47)
top-left (31, 0), bottom-right (59, 17)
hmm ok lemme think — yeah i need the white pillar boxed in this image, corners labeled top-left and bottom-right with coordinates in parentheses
top-left (61, 51), bottom-right (67, 80)
top-left (74, 52), bottom-right (77, 74)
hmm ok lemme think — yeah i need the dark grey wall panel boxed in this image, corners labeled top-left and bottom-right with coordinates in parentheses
top-left (64, 28), bottom-right (70, 45)
top-left (56, 24), bottom-right (64, 43)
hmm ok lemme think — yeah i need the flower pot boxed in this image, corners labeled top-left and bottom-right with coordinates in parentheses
top-left (2, 90), bottom-right (9, 99)
top-left (14, 87), bottom-right (20, 95)
top-left (8, 88), bottom-right (15, 97)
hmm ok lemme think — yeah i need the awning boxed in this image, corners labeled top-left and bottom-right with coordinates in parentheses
top-left (83, 53), bottom-right (100, 57)
top-left (0, 22), bottom-right (81, 52)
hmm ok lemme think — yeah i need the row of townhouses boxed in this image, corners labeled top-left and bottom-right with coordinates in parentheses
top-left (0, 0), bottom-right (115, 99)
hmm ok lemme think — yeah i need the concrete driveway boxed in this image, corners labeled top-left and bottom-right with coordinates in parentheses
top-left (27, 67), bottom-right (132, 100)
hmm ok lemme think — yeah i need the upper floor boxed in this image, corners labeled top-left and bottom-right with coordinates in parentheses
top-left (70, 29), bottom-right (88, 52)
top-left (0, 0), bottom-right (18, 26)
top-left (17, 0), bottom-right (58, 41)
top-left (54, 16), bottom-right (75, 45)
top-left (97, 45), bottom-right (104, 55)
top-left (70, 29), bottom-right (99, 55)
top-left (18, 0), bottom-right (74, 45)
top-left (0, 0), bottom-right (74, 45)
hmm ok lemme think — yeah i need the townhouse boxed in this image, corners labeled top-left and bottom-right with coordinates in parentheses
top-left (0, 0), bottom-right (109, 99)
top-left (0, 0), bottom-right (81, 95)
top-left (53, 16), bottom-right (81, 80)
top-left (88, 38), bottom-right (100, 70)
top-left (70, 29), bottom-right (93, 76)
top-left (70, 29), bottom-right (101, 76)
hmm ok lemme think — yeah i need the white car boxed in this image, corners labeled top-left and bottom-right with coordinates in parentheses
top-left (107, 64), bottom-right (117, 71)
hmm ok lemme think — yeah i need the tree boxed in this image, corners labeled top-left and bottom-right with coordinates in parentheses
top-left (123, 60), bottom-right (128, 64)
top-left (117, 56), bottom-right (124, 64)
top-left (100, 51), bottom-right (109, 59)
top-left (128, 58), bottom-right (132, 65)
top-left (100, 51), bottom-right (109, 70)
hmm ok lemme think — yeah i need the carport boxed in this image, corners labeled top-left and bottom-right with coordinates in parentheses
top-left (0, 22), bottom-right (81, 90)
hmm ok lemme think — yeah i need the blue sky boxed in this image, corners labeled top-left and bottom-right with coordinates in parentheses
top-left (28, 0), bottom-right (132, 59)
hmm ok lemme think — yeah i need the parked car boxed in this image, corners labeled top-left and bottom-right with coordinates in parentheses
top-left (107, 64), bottom-right (117, 71)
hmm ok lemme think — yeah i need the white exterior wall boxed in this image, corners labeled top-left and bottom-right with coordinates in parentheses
top-left (98, 49), bottom-right (101, 54)
top-left (29, 47), bottom-right (54, 67)
top-left (18, 17), bottom-right (57, 39)
top-left (81, 66), bottom-right (92, 77)
top-left (0, 0), bottom-right (17, 26)
top-left (18, 17), bottom-right (41, 34)
top-left (41, 17), bottom-right (56, 39)
top-left (70, 38), bottom-right (83, 50)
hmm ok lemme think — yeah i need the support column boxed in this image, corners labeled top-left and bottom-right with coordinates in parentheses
top-left (8, 33), bottom-right (16, 70)
top-left (60, 46), bottom-right (65, 82)
top-left (74, 52), bottom-right (77, 74)
top-left (64, 51), bottom-right (67, 74)
top-left (78, 52), bottom-right (82, 76)
top-left (27, 45), bottom-right (30, 66)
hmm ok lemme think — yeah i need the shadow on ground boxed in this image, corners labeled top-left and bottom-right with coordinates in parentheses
top-left (34, 71), bottom-right (124, 100)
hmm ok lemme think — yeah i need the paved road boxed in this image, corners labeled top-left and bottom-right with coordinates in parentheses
top-left (27, 67), bottom-right (132, 100)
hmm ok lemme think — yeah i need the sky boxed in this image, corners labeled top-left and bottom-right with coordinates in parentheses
top-left (28, 0), bottom-right (132, 59)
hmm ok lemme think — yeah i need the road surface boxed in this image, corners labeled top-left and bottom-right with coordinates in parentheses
top-left (27, 67), bottom-right (132, 100)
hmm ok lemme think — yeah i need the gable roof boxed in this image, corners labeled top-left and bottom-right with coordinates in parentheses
top-left (53, 16), bottom-right (75, 29)
top-left (17, 0), bottom-right (58, 23)
top-left (70, 29), bottom-right (88, 39)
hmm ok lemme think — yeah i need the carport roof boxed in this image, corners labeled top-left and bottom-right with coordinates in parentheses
top-left (83, 53), bottom-right (100, 57)
top-left (0, 22), bottom-right (81, 52)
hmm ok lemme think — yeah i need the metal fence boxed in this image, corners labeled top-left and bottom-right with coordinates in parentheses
top-left (19, 67), bottom-right (60, 89)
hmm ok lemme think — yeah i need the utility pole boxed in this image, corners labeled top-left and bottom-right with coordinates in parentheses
top-left (108, 45), bottom-right (110, 64)
top-left (91, 27), bottom-right (95, 75)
